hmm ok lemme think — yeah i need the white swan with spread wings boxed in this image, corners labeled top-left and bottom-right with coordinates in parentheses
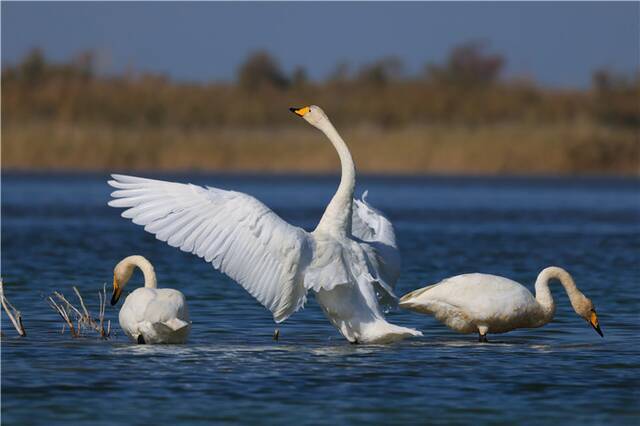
top-left (108, 105), bottom-right (420, 344)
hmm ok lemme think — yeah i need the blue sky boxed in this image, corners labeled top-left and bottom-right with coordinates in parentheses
top-left (2, 2), bottom-right (638, 87)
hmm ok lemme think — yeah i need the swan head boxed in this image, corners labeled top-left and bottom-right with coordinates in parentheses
top-left (573, 295), bottom-right (603, 337)
top-left (111, 259), bottom-right (135, 305)
top-left (289, 105), bottom-right (329, 130)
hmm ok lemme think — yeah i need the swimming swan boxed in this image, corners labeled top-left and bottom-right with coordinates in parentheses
top-left (399, 266), bottom-right (602, 342)
top-left (108, 106), bottom-right (420, 344)
top-left (111, 255), bottom-right (191, 344)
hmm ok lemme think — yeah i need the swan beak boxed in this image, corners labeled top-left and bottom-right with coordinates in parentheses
top-left (289, 106), bottom-right (310, 117)
top-left (589, 311), bottom-right (603, 337)
top-left (111, 276), bottom-right (122, 306)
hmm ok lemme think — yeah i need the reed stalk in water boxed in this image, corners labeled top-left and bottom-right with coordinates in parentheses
top-left (48, 285), bottom-right (111, 339)
top-left (0, 279), bottom-right (27, 337)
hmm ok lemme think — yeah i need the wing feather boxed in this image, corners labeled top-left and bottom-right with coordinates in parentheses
top-left (351, 191), bottom-right (402, 297)
top-left (108, 174), bottom-right (311, 322)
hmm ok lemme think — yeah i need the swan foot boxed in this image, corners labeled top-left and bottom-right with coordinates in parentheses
top-left (137, 335), bottom-right (146, 344)
top-left (273, 328), bottom-right (280, 341)
top-left (478, 333), bottom-right (488, 343)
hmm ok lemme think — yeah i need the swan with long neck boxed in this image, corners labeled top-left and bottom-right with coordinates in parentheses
top-left (399, 266), bottom-right (603, 342)
top-left (108, 106), bottom-right (419, 343)
top-left (292, 107), bottom-right (356, 235)
top-left (112, 255), bottom-right (191, 344)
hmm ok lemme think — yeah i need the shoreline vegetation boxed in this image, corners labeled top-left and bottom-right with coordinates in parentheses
top-left (3, 44), bottom-right (639, 175)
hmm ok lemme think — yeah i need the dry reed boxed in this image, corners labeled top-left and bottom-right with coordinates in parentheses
top-left (0, 279), bottom-right (27, 337)
top-left (47, 285), bottom-right (111, 339)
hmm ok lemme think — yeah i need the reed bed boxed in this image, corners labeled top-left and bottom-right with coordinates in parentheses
top-left (3, 120), bottom-right (637, 174)
top-left (3, 47), bottom-right (638, 175)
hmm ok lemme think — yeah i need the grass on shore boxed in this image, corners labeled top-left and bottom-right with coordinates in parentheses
top-left (2, 120), bottom-right (637, 175)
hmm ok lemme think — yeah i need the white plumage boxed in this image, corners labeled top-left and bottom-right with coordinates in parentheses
top-left (108, 105), bottom-right (420, 344)
top-left (399, 266), bottom-right (603, 342)
top-left (111, 255), bottom-right (191, 344)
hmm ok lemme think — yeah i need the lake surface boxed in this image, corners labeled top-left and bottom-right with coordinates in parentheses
top-left (2, 173), bottom-right (639, 425)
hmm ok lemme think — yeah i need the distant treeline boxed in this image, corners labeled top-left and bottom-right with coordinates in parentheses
top-left (2, 43), bottom-right (639, 174)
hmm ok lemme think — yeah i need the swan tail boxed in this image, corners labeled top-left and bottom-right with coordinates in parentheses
top-left (137, 320), bottom-right (191, 344)
top-left (360, 321), bottom-right (423, 344)
top-left (316, 283), bottom-right (422, 344)
top-left (162, 318), bottom-right (191, 331)
top-left (399, 283), bottom-right (441, 307)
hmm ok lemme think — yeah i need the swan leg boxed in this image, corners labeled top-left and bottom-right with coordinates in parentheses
top-left (478, 333), bottom-right (488, 343)
top-left (273, 328), bottom-right (280, 341)
top-left (137, 335), bottom-right (146, 344)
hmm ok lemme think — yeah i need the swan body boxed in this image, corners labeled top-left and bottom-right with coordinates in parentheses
top-left (399, 266), bottom-right (602, 341)
top-left (111, 255), bottom-right (191, 344)
top-left (108, 106), bottom-right (420, 344)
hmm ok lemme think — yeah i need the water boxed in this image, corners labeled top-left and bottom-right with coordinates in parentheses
top-left (2, 173), bottom-right (639, 425)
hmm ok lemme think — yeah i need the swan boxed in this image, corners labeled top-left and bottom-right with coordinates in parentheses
top-left (108, 105), bottom-right (421, 344)
top-left (111, 255), bottom-right (191, 344)
top-left (399, 266), bottom-right (602, 342)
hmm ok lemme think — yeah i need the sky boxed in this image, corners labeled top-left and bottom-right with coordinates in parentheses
top-left (2, 2), bottom-right (638, 87)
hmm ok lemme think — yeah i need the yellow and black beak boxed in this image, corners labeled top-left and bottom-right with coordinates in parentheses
top-left (111, 276), bottom-right (122, 306)
top-left (589, 311), bottom-right (603, 337)
top-left (289, 106), bottom-right (310, 117)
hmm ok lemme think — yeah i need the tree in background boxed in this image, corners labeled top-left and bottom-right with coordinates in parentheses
top-left (356, 56), bottom-right (404, 87)
top-left (237, 50), bottom-right (289, 90)
top-left (18, 48), bottom-right (46, 85)
top-left (426, 41), bottom-right (504, 88)
top-left (3, 47), bottom-right (97, 85)
top-left (70, 50), bottom-right (95, 81)
top-left (592, 68), bottom-right (640, 127)
top-left (291, 66), bottom-right (308, 88)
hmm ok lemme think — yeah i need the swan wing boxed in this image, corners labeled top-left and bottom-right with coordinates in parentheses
top-left (399, 282), bottom-right (443, 304)
top-left (352, 190), bottom-right (397, 248)
top-left (351, 191), bottom-right (401, 298)
top-left (400, 274), bottom-right (534, 318)
top-left (108, 174), bottom-right (311, 323)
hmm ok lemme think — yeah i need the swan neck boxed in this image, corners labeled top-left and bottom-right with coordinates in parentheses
top-left (533, 266), bottom-right (578, 321)
top-left (140, 263), bottom-right (157, 289)
top-left (128, 256), bottom-right (157, 289)
top-left (316, 120), bottom-right (355, 234)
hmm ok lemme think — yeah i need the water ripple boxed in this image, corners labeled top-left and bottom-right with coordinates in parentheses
top-left (2, 174), bottom-right (639, 425)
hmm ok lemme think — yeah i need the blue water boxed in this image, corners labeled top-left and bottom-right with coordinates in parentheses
top-left (2, 173), bottom-right (639, 425)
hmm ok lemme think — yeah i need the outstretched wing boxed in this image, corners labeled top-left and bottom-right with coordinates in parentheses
top-left (352, 190), bottom-right (398, 249)
top-left (351, 191), bottom-right (402, 298)
top-left (108, 174), bottom-right (311, 323)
